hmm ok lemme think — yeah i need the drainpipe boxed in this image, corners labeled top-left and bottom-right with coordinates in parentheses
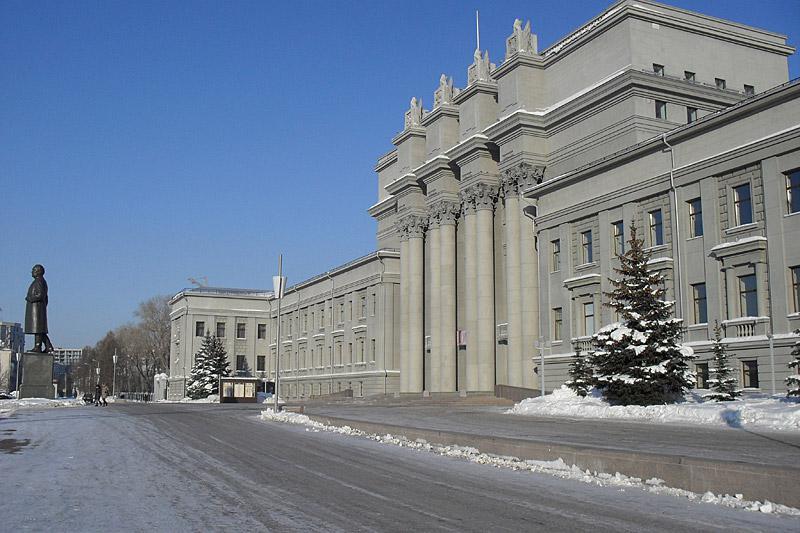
top-left (378, 252), bottom-right (388, 395)
top-left (662, 133), bottom-right (684, 320)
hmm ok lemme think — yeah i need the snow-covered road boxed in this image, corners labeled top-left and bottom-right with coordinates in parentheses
top-left (2, 403), bottom-right (798, 532)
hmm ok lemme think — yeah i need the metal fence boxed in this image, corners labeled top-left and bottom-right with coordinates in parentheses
top-left (118, 392), bottom-right (154, 402)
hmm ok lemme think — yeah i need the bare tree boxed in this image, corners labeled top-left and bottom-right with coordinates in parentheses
top-left (135, 295), bottom-right (171, 374)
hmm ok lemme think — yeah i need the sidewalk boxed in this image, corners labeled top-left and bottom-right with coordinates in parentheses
top-left (301, 397), bottom-right (800, 508)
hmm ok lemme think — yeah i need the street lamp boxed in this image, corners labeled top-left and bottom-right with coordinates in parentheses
top-left (15, 352), bottom-right (21, 395)
top-left (273, 254), bottom-right (287, 413)
top-left (113, 349), bottom-right (118, 398)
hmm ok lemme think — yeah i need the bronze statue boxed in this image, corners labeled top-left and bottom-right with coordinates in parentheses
top-left (25, 264), bottom-right (54, 353)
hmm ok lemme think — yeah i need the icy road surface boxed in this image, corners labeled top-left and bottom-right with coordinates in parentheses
top-left (2, 403), bottom-right (798, 532)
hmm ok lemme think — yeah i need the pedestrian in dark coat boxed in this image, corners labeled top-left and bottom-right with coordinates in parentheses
top-left (95, 383), bottom-right (102, 406)
top-left (101, 384), bottom-right (109, 407)
top-left (24, 264), bottom-right (54, 353)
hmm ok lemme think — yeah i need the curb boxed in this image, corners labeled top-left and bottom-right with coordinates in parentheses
top-left (307, 414), bottom-right (800, 508)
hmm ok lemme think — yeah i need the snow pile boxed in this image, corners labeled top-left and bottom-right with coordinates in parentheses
top-left (258, 409), bottom-right (800, 516)
top-left (508, 386), bottom-right (800, 431)
top-left (0, 397), bottom-right (83, 418)
top-left (173, 394), bottom-right (220, 403)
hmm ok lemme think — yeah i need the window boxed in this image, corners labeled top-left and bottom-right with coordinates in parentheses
top-left (371, 294), bottom-right (377, 315)
top-left (738, 273), bottom-right (758, 317)
top-left (655, 100), bottom-right (667, 119)
top-left (236, 323), bottom-right (246, 339)
top-left (320, 307), bottom-right (325, 328)
top-left (236, 355), bottom-right (246, 375)
top-left (216, 322), bottom-right (226, 338)
top-left (581, 230), bottom-right (593, 264)
top-left (715, 78), bottom-right (726, 90)
top-left (583, 302), bottom-right (595, 336)
top-left (791, 266), bottom-right (800, 313)
top-left (695, 363), bottom-right (710, 389)
top-left (733, 183), bottom-right (753, 226)
top-left (339, 302), bottom-right (345, 324)
top-left (551, 239), bottom-right (561, 271)
top-left (653, 63), bottom-right (664, 76)
top-left (648, 209), bottom-right (664, 246)
top-left (336, 343), bottom-right (342, 365)
top-left (257, 323), bottom-right (266, 340)
top-left (371, 339), bottom-right (376, 361)
top-left (742, 360), bottom-right (759, 388)
top-left (348, 301), bottom-right (353, 321)
top-left (360, 296), bottom-right (367, 318)
top-left (195, 321), bottom-right (205, 337)
top-left (692, 283), bottom-right (707, 324)
top-left (303, 313), bottom-right (308, 332)
top-left (257, 355), bottom-right (266, 372)
top-left (684, 70), bottom-right (695, 82)
top-left (553, 308), bottom-right (563, 340)
top-left (612, 221), bottom-right (625, 256)
top-left (686, 107), bottom-right (697, 124)
top-left (787, 170), bottom-right (800, 214)
top-left (687, 198), bottom-right (703, 237)
top-left (744, 84), bottom-right (755, 96)
top-left (348, 343), bottom-right (353, 364)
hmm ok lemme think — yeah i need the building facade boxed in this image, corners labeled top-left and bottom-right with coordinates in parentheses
top-left (371, 0), bottom-right (798, 394)
top-left (168, 251), bottom-right (400, 400)
top-left (0, 321), bottom-right (24, 392)
top-left (167, 0), bottom-right (799, 399)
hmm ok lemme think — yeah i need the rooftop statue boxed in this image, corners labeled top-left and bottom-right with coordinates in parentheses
top-left (404, 97), bottom-right (425, 128)
top-left (506, 18), bottom-right (538, 59)
top-left (24, 264), bottom-right (54, 353)
top-left (434, 74), bottom-right (460, 107)
top-left (468, 49), bottom-right (495, 84)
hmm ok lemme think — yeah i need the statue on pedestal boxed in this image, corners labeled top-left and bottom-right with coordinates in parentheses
top-left (25, 264), bottom-right (54, 353)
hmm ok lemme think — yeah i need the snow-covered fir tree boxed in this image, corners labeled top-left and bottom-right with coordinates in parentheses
top-left (705, 321), bottom-right (741, 402)
top-left (186, 332), bottom-right (230, 399)
top-left (566, 346), bottom-right (593, 397)
top-left (787, 329), bottom-right (800, 397)
top-left (589, 222), bottom-right (695, 405)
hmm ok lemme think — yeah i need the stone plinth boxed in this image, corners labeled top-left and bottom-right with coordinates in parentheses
top-left (18, 352), bottom-right (54, 399)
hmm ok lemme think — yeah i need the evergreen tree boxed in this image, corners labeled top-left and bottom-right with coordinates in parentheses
top-left (787, 329), bottom-right (800, 398)
top-left (186, 332), bottom-right (230, 399)
top-left (589, 222), bottom-right (696, 405)
top-left (705, 321), bottom-right (741, 402)
top-left (566, 346), bottom-right (593, 397)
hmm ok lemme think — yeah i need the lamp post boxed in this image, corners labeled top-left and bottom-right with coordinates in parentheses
top-left (113, 349), bottom-right (118, 398)
top-left (15, 352), bottom-right (21, 394)
top-left (273, 254), bottom-right (286, 413)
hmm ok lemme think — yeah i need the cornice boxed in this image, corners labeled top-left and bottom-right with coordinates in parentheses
top-left (524, 79), bottom-right (800, 200)
top-left (452, 81), bottom-right (498, 104)
top-left (492, 52), bottom-right (544, 80)
top-left (391, 126), bottom-right (426, 147)
top-left (420, 104), bottom-right (459, 126)
top-left (374, 149), bottom-right (397, 173)
top-left (384, 172), bottom-right (422, 197)
top-left (367, 196), bottom-right (397, 219)
top-left (445, 134), bottom-right (492, 166)
top-left (416, 155), bottom-right (454, 184)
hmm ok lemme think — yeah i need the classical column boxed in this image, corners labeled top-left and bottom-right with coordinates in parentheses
top-left (407, 215), bottom-right (427, 393)
top-left (475, 183), bottom-right (498, 392)
top-left (461, 190), bottom-right (478, 391)
top-left (438, 201), bottom-right (460, 392)
top-left (427, 209), bottom-right (442, 392)
top-left (520, 208), bottom-right (539, 389)
top-left (501, 169), bottom-right (523, 387)
top-left (398, 221), bottom-right (409, 393)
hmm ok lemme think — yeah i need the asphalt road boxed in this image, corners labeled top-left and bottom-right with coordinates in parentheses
top-left (2, 403), bottom-right (798, 532)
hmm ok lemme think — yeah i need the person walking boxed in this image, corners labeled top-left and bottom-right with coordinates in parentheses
top-left (101, 383), bottom-right (109, 407)
top-left (94, 383), bottom-right (101, 406)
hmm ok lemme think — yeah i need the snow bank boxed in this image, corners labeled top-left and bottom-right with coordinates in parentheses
top-left (0, 397), bottom-right (83, 418)
top-left (508, 386), bottom-right (800, 431)
top-left (258, 409), bottom-right (800, 517)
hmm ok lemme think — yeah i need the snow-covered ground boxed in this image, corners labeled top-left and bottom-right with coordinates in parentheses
top-left (0, 397), bottom-right (83, 418)
top-left (507, 386), bottom-right (800, 431)
top-left (259, 408), bottom-right (800, 517)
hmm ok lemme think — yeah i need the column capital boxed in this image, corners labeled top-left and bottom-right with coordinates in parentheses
top-left (429, 199), bottom-right (461, 227)
top-left (500, 162), bottom-right (546, 197)
top-left (404, 213), bottom-right (428, 239)
top-left (465, 182), bottom-right (499, 211)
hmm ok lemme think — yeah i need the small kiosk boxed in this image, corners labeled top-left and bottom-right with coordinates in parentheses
top-left (219, 377), bottom-right (260, 403)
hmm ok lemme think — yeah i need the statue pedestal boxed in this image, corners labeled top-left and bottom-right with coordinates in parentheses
top-left (18, 352), bottom-right (54, 399)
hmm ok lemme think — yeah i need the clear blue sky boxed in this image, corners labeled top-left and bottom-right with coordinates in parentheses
top-left (2, 0), bottom-right (798, 348)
